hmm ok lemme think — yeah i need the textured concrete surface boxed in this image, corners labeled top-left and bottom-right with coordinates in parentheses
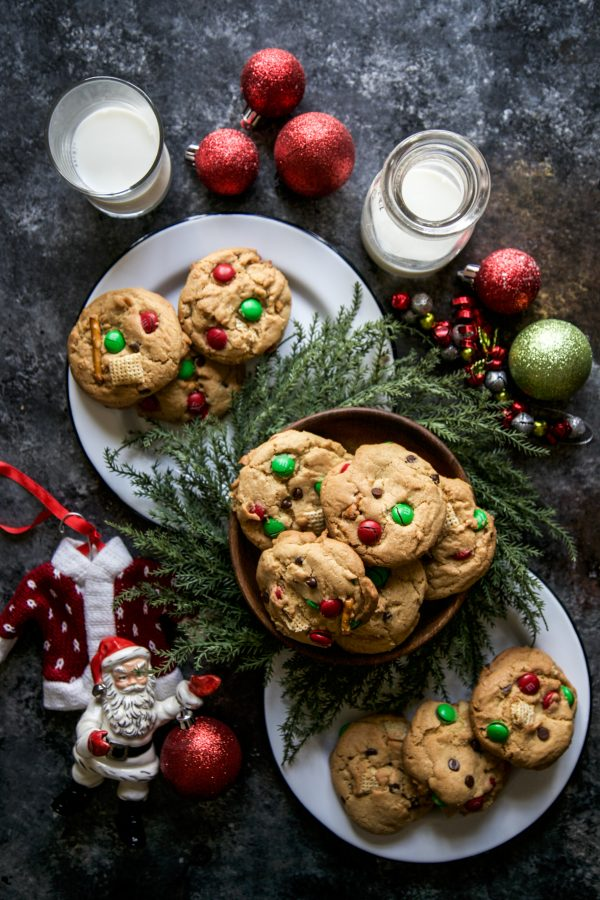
top-left (0, 1), bottom-right (598, 897)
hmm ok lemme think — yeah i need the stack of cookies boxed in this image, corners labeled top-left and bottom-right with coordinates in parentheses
top-left (329, 646), bottom-right (578, 834)
top-left (67, 247), bottom-right (292, 424)
top-left (231, 429), bottom-right (496, 652)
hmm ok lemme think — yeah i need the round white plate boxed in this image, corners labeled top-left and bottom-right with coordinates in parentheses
top-left (264, 575), bottom-right (591, 862)
top-left (67, 214), bottom-right (381, 519)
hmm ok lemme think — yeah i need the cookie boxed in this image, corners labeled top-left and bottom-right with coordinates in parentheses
top-left (255, 531), bottom-right (379, 649)
top-left (336, 561), bottom-right (426, 654)
top-left (231, 429), bottom-right (350, 550)
top-left (402, 700), bottom-right (509, 814)
top-left (469, 646), bottom-right (577, 769)
top-left (68, 288), bottom-right (188, 408)
top-left (423, 477), bottom-right (496, 600)
top-left (330, 714), bottom-right (432, 834)
top-left (320, 443), bottom-right (447, 567)
top-left (178, 247), bottom-right (292, 364)
top-left (137, 352), bottom-right (244, 423)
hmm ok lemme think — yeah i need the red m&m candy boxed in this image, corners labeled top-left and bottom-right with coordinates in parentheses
top-left (517, 672), bottom-right (540, 695)
top-left (319, 598), bottom-right (343, 619)
top-left (212, 263), bottom-right (236, 283)
top-left (140, 310), bottom-right (159, 333)
top-left (357, 519), bottom-right (382, 545)
top-left (206, 327), bottom-right (228, 350)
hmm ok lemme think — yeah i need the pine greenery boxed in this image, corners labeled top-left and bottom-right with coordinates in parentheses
top-left (106, 287), bottom-right (574, 762)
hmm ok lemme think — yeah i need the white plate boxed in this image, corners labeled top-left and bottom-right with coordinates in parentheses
top-left (264, 575), bottom-right (591, 862)
top-left (67, 214), bottom-right (381, 519)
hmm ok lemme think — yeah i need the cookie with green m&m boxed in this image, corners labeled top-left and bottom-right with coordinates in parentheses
top-left (422, 477), bottom-right (496, 601)
top-left (231, 429), bottom-right (350, 550)
top-left (255, 530), bottom-right (378, 648)
top-left (178, 247), bottom-right (291, 364)
top-left (68, 288), bottom-right (189, 408)
top-left (470, 646), bottom-right (577, 769)
top-left (402, 700), bottom-right (509, 815)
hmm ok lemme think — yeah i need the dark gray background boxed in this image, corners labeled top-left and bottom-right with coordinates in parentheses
top-left (0, 1), bottom-right (598, 897)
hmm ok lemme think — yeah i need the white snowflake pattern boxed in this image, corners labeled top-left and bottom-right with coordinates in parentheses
top-left (50, 589), bottom-right (57, 599)
top-left (75, 586), bottom-right (82, 595)
top-left (115, 606), bottom-right (124, 620)
top-left (8, 604), bottom-right (14, 612)
top-left (143, 602), bottom-right (149, 616)
top-left (48, 609), bottom-right (54, 620)
top-left (144, 566), bottom-right (150, 577)
top-left (27, 579), bottom-right (36, 589)
top-left (73, 639), bottom-right (80, 652)
top-left (69, 676), bottom-right (76, 683)
top-left (61, 622), bottom-right (68, 633)
top-left (65, 603), bottom-right (72, 615)
top-left (148, 640), bottom-right (157, 653)
top-left (3, 623), bottom-right (16, 634)
top-left (52, 568), bottom-right (61, 580)
top-left (132, 624), bottom-right (139, 637)
top-left (43, 640), bottom-right (51, 651)
top-left (55, 658), bottom-right (64, 670)
top-left (26, 598), bottom-right (37, 609)
top-left (155, 622), bottom-right (162, 632)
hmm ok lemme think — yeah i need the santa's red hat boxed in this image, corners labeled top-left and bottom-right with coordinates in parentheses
top-left (91, 636), bottom-right (150, 697)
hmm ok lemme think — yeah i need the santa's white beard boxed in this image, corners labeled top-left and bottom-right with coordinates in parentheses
top-left (101, 673), bottom-right (158, 738)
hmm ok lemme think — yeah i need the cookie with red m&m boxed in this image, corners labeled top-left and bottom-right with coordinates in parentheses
top-left (423, 477), bottom-right (496, 601)
top-left (231, 429), bottom-right (350, 550)
top-left (402, 700), bottom-right (509, 814)
top-left (256, 531), bottom-right (378, 648)
top-left (320, 443), bottom-right (447, 567)
top-left (330, 714), bottom-right (432, 834)
top-left (178, 247), bottom-right (291, 363)
top-left (137, 353), bottom-right (244, 423)
top-left (68, 288), bottom-right (188, 408)
top-left (470, 646), bottom-right (577, 769)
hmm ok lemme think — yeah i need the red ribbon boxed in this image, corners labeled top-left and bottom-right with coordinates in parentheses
top-left (0, 461), bottom-right (104, 550)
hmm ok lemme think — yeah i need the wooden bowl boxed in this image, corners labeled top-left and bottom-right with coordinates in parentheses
top-left (229, 407), bottom-right (468, 666)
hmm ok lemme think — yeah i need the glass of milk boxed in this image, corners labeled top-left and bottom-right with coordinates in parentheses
top-left (46, 76), bottom-right (172, 218)
top-left (361, 130), bottom-right (490, 277)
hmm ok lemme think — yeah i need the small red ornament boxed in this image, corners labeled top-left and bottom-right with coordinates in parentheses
top-left (206, 327), bottom-right (228, 351)
top-left (212, 263), bottom-right (236, 283)
top-left (192, 129), bottom-right (259, 196)
top-left (472, 248), bottom-right (541, 314)
top-left (517, 672), bottom-right (540, 695)
top-left (241, 48), bottom-right (305, 128)
top-left (160, 715), bottom-right (242, 799)
top-left (391, 292), bottom-right (411, 311)
top-left (274, 112), bottom-right (355, 198)
top-left (357, 519), bottom-right (382, 545)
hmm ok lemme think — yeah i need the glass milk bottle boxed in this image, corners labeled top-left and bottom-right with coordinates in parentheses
top-left (361, 130), bottom-right (491, 277)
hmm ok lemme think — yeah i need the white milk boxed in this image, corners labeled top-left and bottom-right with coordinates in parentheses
top-left (72, 104), bottom-right (159, 193)
top-left (400, 159), bottom-right (465, 222)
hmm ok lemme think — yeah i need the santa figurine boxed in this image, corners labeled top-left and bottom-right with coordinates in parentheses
top-left (52, 635), bottom-right (220, 848)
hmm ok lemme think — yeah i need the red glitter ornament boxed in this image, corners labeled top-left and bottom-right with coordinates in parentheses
top-left (274, 112), bottom-right (355, 198)
top-left (241, 48), bottom-right (305, 127)
top-left (192, 129), bottom-right (259, 196)
top-left (160, 715), bottom-right (242, 799)
top-left (472, 248), bottom-right (541, 315)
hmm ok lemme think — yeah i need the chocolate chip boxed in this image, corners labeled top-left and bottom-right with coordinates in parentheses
top-left (448, 758), bottom-right (460, 771)
top-left (430, 473), bottom-right (440, 484)
top-left (470, 739), bottom-right (482, 753)
top-left (409, 797), bottom-right (421, 809)
top-left (500, 684), bottom-right (512, 695)
top-left (194, 354), bottom-right (206, 367)
top-left (364, 748), bottom-right (378, 756)
top-left (464, 775), bottom-right (475, 788)
top-left (294, 557), bottom-right (304, 566)
top-left (371, 487), bottom-right (383, 498)
top-left (280, 497), bottom-right (292, 509)
top-left (292, 487), bottom-right (303, 500)
top-left (305, 576), bottom-right (317, 589)
top-left (537, 726), bottom-right (550, 741)
top-left (388, 783), bottom-right (400, 793)
top-left (129, 341), bottom-right (141, 352)
top-left (382, 612), bottom-right (393, 622)
top-left (405, 455), bottom-right (417, 463)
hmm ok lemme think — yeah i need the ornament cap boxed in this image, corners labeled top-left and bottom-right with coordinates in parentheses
top-left (240, 106), bottom-right (261, 130)
top-left (176, 708), bottom-right (195, 730)
top-left (457, 262), bottom-right (480, 283)
top-left (184, 144), bottom-right (199, 164)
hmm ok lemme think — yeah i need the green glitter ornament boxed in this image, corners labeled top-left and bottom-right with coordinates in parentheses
top-left (508, 319), bottom-right (593, 401)
top-left (104, 329), bottom-right (126, 353)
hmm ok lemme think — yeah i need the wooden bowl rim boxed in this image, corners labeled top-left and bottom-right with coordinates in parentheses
top-left (229, 407), bottom-right (467, 666)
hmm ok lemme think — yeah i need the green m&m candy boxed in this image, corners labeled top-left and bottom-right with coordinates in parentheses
top-left (436, 703), bottom-right (457, 724)
top-left (263, 517), bottom-right (286, 538)
top-left (314, 480), bottom-right (322, 494)
top-left (178, 358), bottom-right (196, 379)
top-left (391, 502), bottom-right (414, 526)
top-left (239, 298), bottom-right (263, 322)
top-left (365, 566), bottom-right (390, 589)
top-left (104, 329), bottom-right (126, 353)
top-left (560, 684), bottom-right (575, 706)
top-left (473, 508), bottom-right (488, 530)
top-left (486, 721), bottom-right (510, 743)
top-left (431, 792), bottom-right (447, 808)
top-left (271, 453), bottom-right (296, 478)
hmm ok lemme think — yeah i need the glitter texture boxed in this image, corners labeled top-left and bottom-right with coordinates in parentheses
top-left (508, 318), bottom-right (593, 400)
top-left (241, 48), bottom-right (305, 118)
top-left (194, 129), bottom-right (259, 195)
top-left (474, 248), bottom-right (541, 314)
top-left (160, 716), bottom-right (243, 798)
top-left (274, 112), bottom-right (355, 198)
